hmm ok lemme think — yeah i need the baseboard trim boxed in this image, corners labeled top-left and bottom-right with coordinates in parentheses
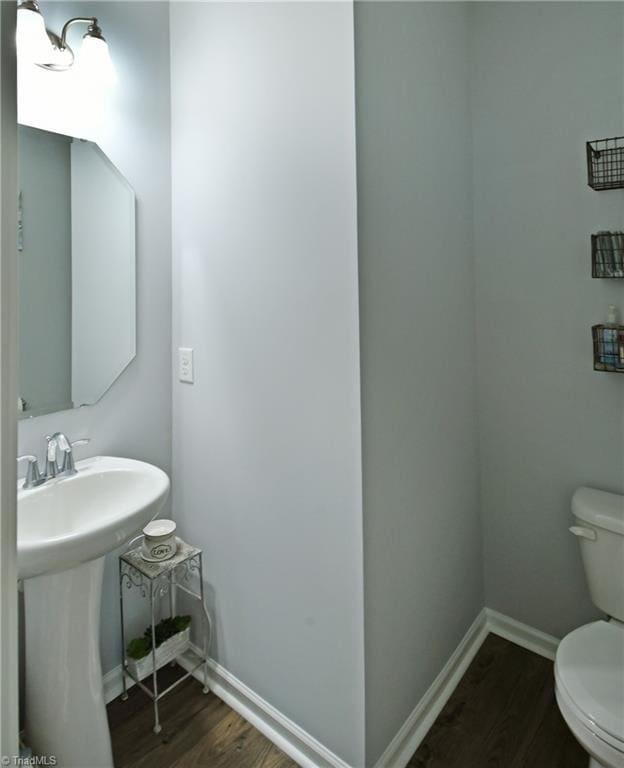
top-left (485, 608), bottom-right (560, 661)
top-left (102, 664), bottom-right (130, 704)
top-left (103, 649), bottom-right (351, 768)
top-left (178, 648), bottom-right (353, 768)
top-left (102, 608), bottom-right (560, 768)
top-left (372, 608), bottom-right (490, 768)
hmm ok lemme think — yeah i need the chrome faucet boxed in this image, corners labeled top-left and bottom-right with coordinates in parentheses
top-left (16, 455), bottom-right (45, 489)
top-left (17, 434), bottom-right (90, 490)
top-left (46, 433), bottom-right (90, 479)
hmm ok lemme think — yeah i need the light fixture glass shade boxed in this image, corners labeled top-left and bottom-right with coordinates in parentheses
top-left (76, 34), bottom-right (117, 87)
top-left (16, 6), bottom-right (54, 64)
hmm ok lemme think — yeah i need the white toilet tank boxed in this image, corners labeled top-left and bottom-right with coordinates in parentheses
top-left (571, 487), bottom-right (624, 621)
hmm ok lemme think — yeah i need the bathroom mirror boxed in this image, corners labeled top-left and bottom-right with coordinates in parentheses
top-left (18, 125), bottom-right (136, 418)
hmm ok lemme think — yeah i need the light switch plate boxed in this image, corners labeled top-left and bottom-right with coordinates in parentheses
top-left (178, 347), bottom-right (194, 383)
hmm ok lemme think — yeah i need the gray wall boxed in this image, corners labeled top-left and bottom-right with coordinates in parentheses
top-left (472, 2), bottom-right (624, 638)
top-left (354, 4), bottom-right (483, 764)
top-left (169, 3), bottom-right (365, 765)
top-left (18, 127), bottom-right (72, 415)
top-left (17, 2), bottom-right (171, 675)
top-left (14, 2), bottom-right (623, 759)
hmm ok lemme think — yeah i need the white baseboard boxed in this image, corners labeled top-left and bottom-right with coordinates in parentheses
top-left (103, 648), bottom-right (350, 768)
top-left (485, 608), bottom-right (560, 661)
top-left (372, 609), bottom-right (561, 768)
top-left (178, 648), bottom-right (352, 768)
top-left (372, 608), bottom-right (489, 768)
top-left (102, 608), bottom-right (560, 768)
top-left (102, 664), bottom-right (130, 704)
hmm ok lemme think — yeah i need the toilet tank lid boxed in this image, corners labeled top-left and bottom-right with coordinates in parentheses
top-left (572, 487), bottom-right (624, 535)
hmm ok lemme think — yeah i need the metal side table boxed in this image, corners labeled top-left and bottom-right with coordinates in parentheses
top-left (119, 538), bottom-right (212, 733)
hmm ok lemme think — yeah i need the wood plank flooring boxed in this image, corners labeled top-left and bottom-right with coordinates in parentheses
top-left (107, 665), bottom-right (297, 768)
top-left (408, 634), bottom-right (587, 768)
top-left (108, 634), bottom-right (586, 768)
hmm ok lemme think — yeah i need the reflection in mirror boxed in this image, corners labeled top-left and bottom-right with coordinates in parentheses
top-left (18, 126), bottom-right (136, 418)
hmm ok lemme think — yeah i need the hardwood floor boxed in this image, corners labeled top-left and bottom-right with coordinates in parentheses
top-left (108, 635), bottom-right (586, 768)
top-left (107, 665), bottom-right (297, 768)
top-left (408, 634), bottom-right (587, 768)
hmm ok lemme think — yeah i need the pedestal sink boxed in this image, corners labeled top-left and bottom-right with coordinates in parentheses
top-left (18, 456), bottom-right (170, 768)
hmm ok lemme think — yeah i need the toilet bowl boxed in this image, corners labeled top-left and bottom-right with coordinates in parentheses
top-left (555, 487), bottom-right (624, 768)
top-left (555, 620), bottom-right (624, 767)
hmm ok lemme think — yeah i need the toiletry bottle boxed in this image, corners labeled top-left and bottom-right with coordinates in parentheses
top-left (601, 305), bottom-right (619, 367)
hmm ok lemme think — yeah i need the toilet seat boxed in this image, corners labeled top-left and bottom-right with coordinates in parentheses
top-left (555, 621), bottom-right (624, 754)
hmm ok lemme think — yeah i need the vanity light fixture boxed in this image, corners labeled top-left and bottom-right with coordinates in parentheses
top-left (15, 0), bottom-right (51, 63)
top-left (16, 0), bottom-right (116, 84)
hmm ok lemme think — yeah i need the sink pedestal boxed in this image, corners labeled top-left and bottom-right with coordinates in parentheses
top-left (18, 456), bottom-right (170, 767)
top-left (24, 556), bottom-right (113, 768)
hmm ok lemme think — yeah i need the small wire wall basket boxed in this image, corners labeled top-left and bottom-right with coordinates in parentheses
top-left (587, 137), bottom-right (624, 190)
top-left (591, 233), bottom-right (624, 278)
top-left (592, 325), bottom-right (624, 373)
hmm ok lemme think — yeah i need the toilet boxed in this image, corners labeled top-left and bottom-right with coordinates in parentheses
top-left (555, 487), bottom-right (624, 768)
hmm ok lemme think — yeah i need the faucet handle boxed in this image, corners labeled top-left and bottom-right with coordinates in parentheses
top-left (56, 433), bottom-right (71, 452)
top-left (17, 455), bottom-right (44, 490)
top-left (60, 438), bottom-right (90, 475)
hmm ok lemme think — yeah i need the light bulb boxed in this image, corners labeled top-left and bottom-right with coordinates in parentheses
top-left (16, 4), bottom-right (54, 64)
top-left (76, 34), bottom-right (116, 87)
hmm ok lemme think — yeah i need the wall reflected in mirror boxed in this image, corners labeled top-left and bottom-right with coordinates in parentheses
top-left (18, 125), bottom-right (136, 418)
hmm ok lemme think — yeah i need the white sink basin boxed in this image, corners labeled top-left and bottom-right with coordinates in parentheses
top-left (19, 455), bottom-right (170, 768)
top-left (18, 455), bottom-right (170, 579)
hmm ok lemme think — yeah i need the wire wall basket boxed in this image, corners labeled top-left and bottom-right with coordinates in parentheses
top-left (591, 232), bottom-right (624, 278)
top-left (592, 325), bottom-right (624, 373)
top-left (587, 137), bottom-right (624, 190)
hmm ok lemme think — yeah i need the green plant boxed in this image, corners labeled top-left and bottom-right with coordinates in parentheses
top-left (126, 637), bottom-right (152, 660)
top-left (174, 614), bottom-right (192, 633)
top-left (126, 615), bottom-right (192, 660)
